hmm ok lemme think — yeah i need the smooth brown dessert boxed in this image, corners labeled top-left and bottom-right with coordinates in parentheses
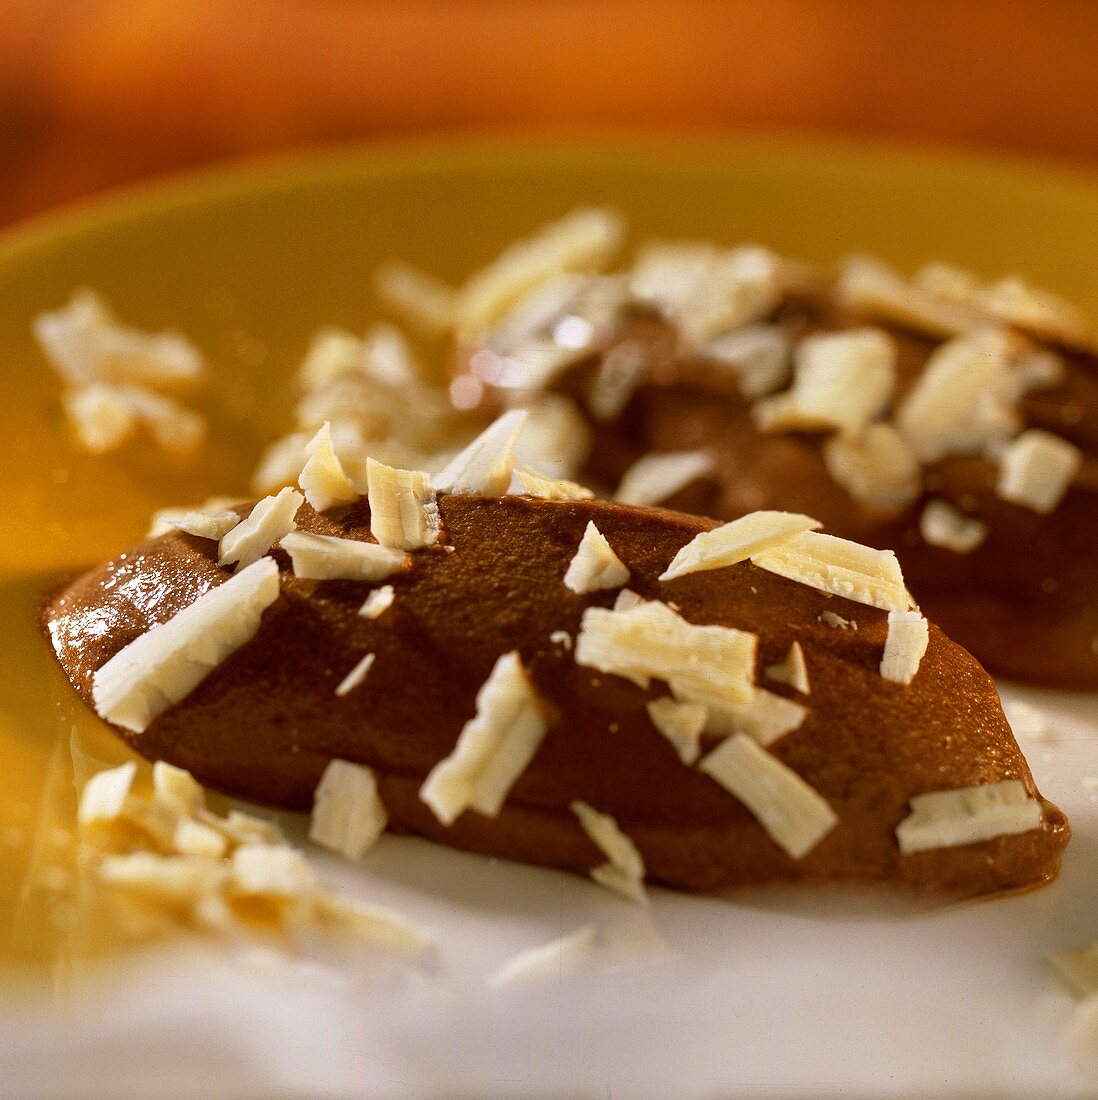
top-left (43, 458), bottom-right (1069, 898)
top-left (442, 220), bottom-right (1098, 689)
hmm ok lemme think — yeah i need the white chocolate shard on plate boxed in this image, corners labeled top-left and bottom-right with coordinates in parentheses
top-left (919, 499), bottom-right (987, 553)
top-left (646, 697), bottom-right (708, 765)
top-left (660, 510), bottom-right (821, 581)
top-left (563, 521), bottom-right (630, 594)
top-left (880, 611), bottom-right (929, 685)
top-left (996, 428), bottom-right (1082, 514)
top-left (334, 653), bottom-right (376, 697)
top-left (420, 652), bottom-right (548, 825)
top-left (230, 843), bottom-right (317, 902)
top-left (571, 801), bottom-right (647, 903)
top-left (574, 599), bottom-right (757, 705)
top-left (615, 450), bottom-right (714, 507)
top-left (699, 734), bottom-right (837, 859)
top-left (78, 762), bottom-right (138, 828)
top-left (753, 328), bottom-right (895, 436)
top-left (97, 853), bottom-right (227, 903)
top-left (280, 531), bottom-right (408, 582)
top-left (152, 760), bottom-right (205, 816)
top-left (91, 556), bottom-right (281, 734)
top-left (218, 486), bottom-right (303, 570)
top-left (1048, 943), bottom-right (1098, 997)
top-left (299, 422), bottom-right (359, 512)
top-left (764, 642), bottom-right (810, 696)
top-left (489, 925), bottom-right (598, 989)
top-left (34, 288), bottom-right (205, 389)
top-left (751, 530), bottom-right (914, 612)
top-left (309, 759), bottom-right (388, 860)
top-left (895, 780), bottom-right (1042, 854)
top-left (434, 409), bottom-right (528, 496)
top-left (315, 896), bottom-right (431, 955)
top-left (63, 382), bottom-right (206, 455)
top-left (703, 688), bottom-right (809, 747)
top-left (366, 457), bottom-right (440, 550)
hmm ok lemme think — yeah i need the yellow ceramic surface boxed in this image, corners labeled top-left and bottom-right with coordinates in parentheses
top-left (3, 136), bottom-right (1098, 977)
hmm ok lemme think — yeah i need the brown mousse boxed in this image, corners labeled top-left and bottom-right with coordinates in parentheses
top-left (43, 492), bottom-right (1068, 897)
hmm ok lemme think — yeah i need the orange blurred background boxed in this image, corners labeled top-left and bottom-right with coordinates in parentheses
top-left (5, 0), bottom-right (1098, 228)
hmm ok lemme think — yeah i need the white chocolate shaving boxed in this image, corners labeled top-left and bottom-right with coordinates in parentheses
top-left (753, 328), bottom-right (894, 436)
top-left (512, 393), bottom-right (593, 479)
top-left (78, 762), bottom-right (137, 828)
top-left (660, 511), bottom-right (821, 581)
top-left (280, 531), bottom-right (408, 582)
top-left (764, 642), bottom-right (810, 695)
top-left (218, 487), bottom-right (303, 570)
top-left (420, 652), bottom-right (547, 825)
top-left (315, 896), bottom-right (431, 955)
top-left (703, 324), bottom-right (792, 398)
top-left (630, 243), bottom-right (784, 346)
top-left (1048, 943), bottom-right (1098, 997)
top-left (996, 429), bottom-right (1082, 514)
top-left (571, 801), bottom-right (647, 903)
top-left (703, 688), bottom-right (808, 747)
top-left (699, 734), bottom-right (837, 859)
top-left (434, 409), bottom-right (527, 496)
top-left (574, 600), bottom-right (757, 705)
top-left (358, 585), bottom-right (395, 620)
top-left (895, 329), bottom-right (1017, 462)
top-left (152, 761), bottom-right (204, 816)
top-left (366, 458), bottom-right (439, 550)
top-left (751, 530), bottom-right (914, 612)
top-left (172, 818), bottom-right (228, 859)
top-left (91, 557), bottom-right (281, 733)
top-left (63, 382), bottom-right (206, 455)
top-left (334, 653), bottom-right (375, 697)
top-left (230, 843), bottom-right (317, 899)
top-left (98, 853), bottom-right (227, 903)
top-left (489, 925), bottom-right (598, 989)
top-left (895, 780), bottom-right (1042, 854)
top-left (455, 208), bottom-right (624, 339)
top-left (919, 499), bottom-right (987, 553)
top-left (563, 521), bottom-right (630, 594)
top-left (512, 467), bottom-right (594, 501)
top-left (615, 450), bottom-right (714, 507)
top-left (373, 260), bottom-right (457, 336)
top-left (34, 289), bottom-right (205, 388)
top-left (586, 338), bottom-right (650, 421)
top-left (298, 422), bottom-right (359, 512)
top-left (309, 760), bottom-right (387, 860)
top-left (880, 611), bottom-right (929, 685)
top-left (646, 697), bottom-right (708, 765)
top-left (160, 509), bottom-right (240, 541)
top-left (822, 424), bottom-right (921, 513)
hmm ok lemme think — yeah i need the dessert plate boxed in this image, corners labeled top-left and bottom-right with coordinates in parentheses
top-left (1, 137), bottom-right (1097, 1097)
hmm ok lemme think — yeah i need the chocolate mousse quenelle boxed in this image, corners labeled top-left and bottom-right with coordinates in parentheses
top-left (44, 412), bottom-right (1069, 900)
top-left (419, 209), bottom-right (1098, 688)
